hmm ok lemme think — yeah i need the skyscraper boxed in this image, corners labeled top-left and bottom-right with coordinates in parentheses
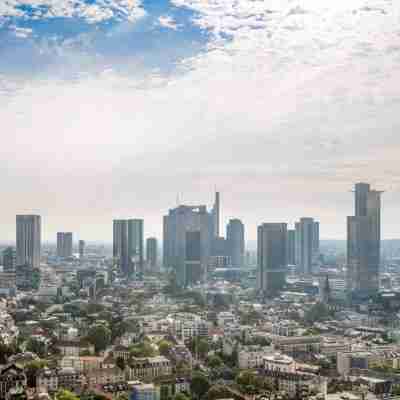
top-left (347, 183), bottom-right (381, 298)
top-left (185, 230), bottom-right (202, 286)
top-left (257, 223), bottom-right (287, 296)
top-left (113, 219), bottom-right (129, 275)
top-left (163, 192), bottom-right (218, 287)
top-left (212, 192), bottom-right (220, 238)
top-left (113, 219), bottom-right (144, 279)
top-left (79, 240), bottom-right (85, 261)
top-left (286, 229), bottom-right (296, 266)
top-left (295, 217), bottom-right (319, 275)
top-left (16, 215), bottom-right (41, 269)
top-left (57, 232), bottom-right (73, 258)
top-left (128, 219), bottom-right (144, 279)
top-left (226, 219), bottom-right (245, 268)
top-left (146, 237), bottom-right (158, 270)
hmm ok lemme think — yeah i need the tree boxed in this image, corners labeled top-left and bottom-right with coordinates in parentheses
top-left (188, 338), bottom-right (209, 359)
top-left (26, 337), bottom-right (47, 357)
top-left (87, 325), bottom-right (111, 353)
top-left (206, 386), bottom-right (236, 400)
top-left (129, 342), bottom-right (157, 358)
top-left (56, 390), bottom-right (79, 400)
top-left (158, 340), bottom-right (173, 357)
top-left (174, 393), bottom-right (190, 400)
top-left (116, 356), bottom-right (126, 371)
top-left (206, 355), bottom-right (223, 368)
top-left (190, 373), bottom-right (210, 399)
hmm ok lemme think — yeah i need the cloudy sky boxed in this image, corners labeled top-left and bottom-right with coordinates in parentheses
top-left (1, 0), bottom-right (400, 242)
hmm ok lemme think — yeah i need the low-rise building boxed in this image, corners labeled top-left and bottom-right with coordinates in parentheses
top-left (130, 383), bottom-right (160, 400)
top-left (264, 353), bottom-right (296, 373)
top-left (238, 345), bottom-right (274, 369)
top-left (127, 356), bottom-right (171, 381)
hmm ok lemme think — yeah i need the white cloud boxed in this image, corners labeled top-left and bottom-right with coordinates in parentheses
top-left (0, 0), bottom-right (146, 24)
top-left (158, 15), bottom-right (179, 30)
top-left (1, 0), bottom-right (400, 240)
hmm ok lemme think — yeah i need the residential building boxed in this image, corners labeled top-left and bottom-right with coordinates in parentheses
top-left (127, 356), bottom-right (171, 380)
top-left (0, 364), bottom-right (27, 399)
top-left (263, 353), bottom-right (296, 373)
top-left (238, 345), bottom-right (274, 369)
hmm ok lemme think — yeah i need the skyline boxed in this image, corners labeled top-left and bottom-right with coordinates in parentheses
top-left (1, 0), bottom-right (400, 241)
top-left (0, 184), bottom-right (394, 244)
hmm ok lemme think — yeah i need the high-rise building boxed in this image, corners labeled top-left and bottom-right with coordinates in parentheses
top-left (2, 247), bottom-right (16, 272)
top-left (226, 218), bottom-right (245, 268)
top-left (16, 215), bottom-right (41, 269)
top-left (212, 192), bottom-right (220, 238)
top-left (113, 219), bottom-right (144, 279)
top-left (257, 223), bottom-right (287, 296)
top-left (79, 240), bottom-right (85, 261)
top-left (295, 217), bottom-right (319, 275)
top-left (57, 232), bottom-right (73, 258)
top-left (163, 192), bottom-right (218, 287)
top-left (286, 229), bottom-right (296, 266)
top-left (347, 183), bottom-right (381, 298)
top-left (128, 219), bottom-right (144, 279)
top-left (113, 219), bottom-right (129, 275)
top-left (146, 237), bottom-right (158, 271)
top-left (185, 230), bottom-right (202, 286)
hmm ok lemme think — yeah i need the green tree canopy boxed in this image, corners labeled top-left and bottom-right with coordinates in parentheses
top-left (174, 393), bottom-right (190, 400)
top-left (87, 325), bottom-right (111, 353)
top-left (206, 355), bottom-right (223, 369)
top-left (190, 373), bottom-right (210, 400)
top-left (158, 340), bottom-right (173, 357)
top-left (56, 390), bottom-right (79, 400)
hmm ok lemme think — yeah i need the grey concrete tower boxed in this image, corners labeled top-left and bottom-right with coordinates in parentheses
top-left (16, 215), bottom-right (41, 269)
top-left (226, 218), bottom-right (245, 268)
top-left (257, 223), bottom-right (287, 296)
top-left (57, 232), bottom-right (73, 258)
top-left (347, 182), bottom-right (382, 298)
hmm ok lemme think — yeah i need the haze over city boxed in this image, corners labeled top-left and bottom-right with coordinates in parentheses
top-left (1, 0), bottom-right (400, 241)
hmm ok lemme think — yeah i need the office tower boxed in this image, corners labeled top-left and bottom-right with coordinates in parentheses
top-left (257, 223), bottom-right (287, 296)
top-left (16, 215), bottom-right (41, 269)
top-left (295, 217), bottom-right (319, 275)
top-left (146, 237), bottom-right (158, 270)
top-left (286, 229), bottom-right (296, 266)
top-left (57, 232), bottom-right (73, 258)
top-left (2, 247), bottom-right (16, 272)
top-left (128, 219), bottom-right (144, 279)
top-left (185, 231), bottom-right (202, 286)
top-left (113, 219), bottom-right (144, 279)
top-left (113, 219), bottom-right (129, 275)
top-left (226, 219), bottom-right (245, 268)
top-left (313, 221), bottom-right (320, 256)
top-left (79, 240), bottom-right (85, 261)
top-left (212, 192), bottom-right (220, 238)
top-left (163, 192), bottom-right (218, 287)
top-left (347, 183), bottom-right (381, 298)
